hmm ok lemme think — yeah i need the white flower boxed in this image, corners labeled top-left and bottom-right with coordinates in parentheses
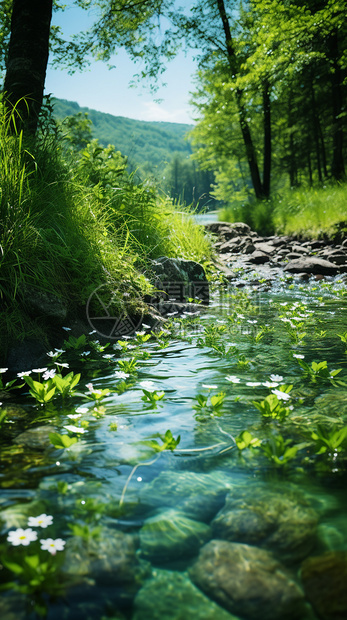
top-left (247, 319), bottom-right (258, 324)
top-left (32, 368), bottom-right (48, 373)
top-left (55, 362), bottom-right (69, 368)
top-left (135, 331), bottom-right (145, 336)
top-left (262, 381), bottom-right (279, 388)
top-left (67, 413), bottom-right (82, 420)
top-left (202, 384), bottom-right (218, 389)
top-left (7, 528), bottom-right (38, 546)
top-left (75, 407), bottom-right (88, 414)
top-left (269, 374), bottom-right (284, 382)
top-left (272, 389), bottom-right (291, 401)
top-left (17, 370), bottom-right (32, 378)
top-left (89, 330), bottom-right (96, 334)
top-left (225, 375), bottom-right (240, 383)
top-left (40, 538), bottom-right (66, 555)
top-left (246, 382), bottom-right (262, 387)
top-left (64, 425), bottom-right (87, 434)
top-left (0, 368), bottom-right (8, 373)
top-left (62, 327), bottom-right (71, 331)
top-left (293, 353), bottom-right (305, 359)
top-left (80, 351), bottom-right (90, 356)
top-left (140, 381), bottom-right (155, 389)
top-left (103, 354), bottom-right (115, 359)
top-left (114, 371), bottom-right (129, 379)
top-left (28, 514), bottom-right (53, 528)
top-left (43, 369), bottom-right (56, 380)
top-left (86, 382), bottom-right (94, 391)
top-left (142, 323), bottom-right (151, 329)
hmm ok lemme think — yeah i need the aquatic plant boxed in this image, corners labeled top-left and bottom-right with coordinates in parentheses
top-left (252, 386), bottom-right (293, 421)
top-left (297, 359), bottom-right (343, 385)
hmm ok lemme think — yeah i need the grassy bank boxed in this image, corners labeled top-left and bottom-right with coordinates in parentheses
top-left (0, 111), bottom-right (211, 362)
top-left (219, 183), bottom-right (347, 239)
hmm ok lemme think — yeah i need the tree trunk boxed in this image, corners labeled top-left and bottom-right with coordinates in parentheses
top-left (216, 0), bottom-right (265, 200)
top-left (262, 82), bottom-right (271, 199)
top-left (3, 0), bottom-right (53, 136)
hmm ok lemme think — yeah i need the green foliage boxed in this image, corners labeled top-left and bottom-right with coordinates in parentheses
top-left (261, 435), bottom-right (299, 467)
top-left (252, 386), bottom-right (293, 421)
top-left (24, 377), bottom-right (56, 404)
top-left (311, 425), bottom-right (347, 455)
top-left (235, 430), bottom-right (262, 451)
top-left (49, 432), bottom-right (78, 449)
top-left (297, 359), bottom-right (343, 385)
top-left (141, 389), bottom-right (166, 406)
top-left (138, 429), bottom-right (181, 453)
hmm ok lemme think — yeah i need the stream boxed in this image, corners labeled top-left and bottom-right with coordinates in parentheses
top-left (1, 261), bottom-right (347, 619)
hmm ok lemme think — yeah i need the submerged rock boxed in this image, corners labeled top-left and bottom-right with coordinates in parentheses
top-left (138, 470), bottom-right (233, 522)
top-left (13, 424), bottom-right (56, 450)
top-left (133, 569), bottom-right (238, 620)
top-left (301, 551), bottom-right (347, 620)
top-left (211, 487), bottom-right (318, 563)
top-left (189, 540), bottom-right (305, 620)
top-left (63, 527), bottom-right (149, 604)
top-left (150, 256), bottom-right (209, 305)
top-left (139, 508), bottom-right (211, 562)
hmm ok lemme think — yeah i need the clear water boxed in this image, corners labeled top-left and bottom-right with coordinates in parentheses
top-left (1, 275), bottom-right (347, 620)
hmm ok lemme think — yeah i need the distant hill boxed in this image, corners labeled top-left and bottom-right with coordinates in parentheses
top-left (52, 98), bottom-right (194, 177)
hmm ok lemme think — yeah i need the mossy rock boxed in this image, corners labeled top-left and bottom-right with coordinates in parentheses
top-left (301, 551), bottom-right (347, 620)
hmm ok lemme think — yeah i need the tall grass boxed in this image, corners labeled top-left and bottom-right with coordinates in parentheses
top-left (272, 184), bottom-right (347, 238)
top-left (219, 183), bottom-right (347, 238)
top-left (0, 110), bottom-right (211, 358)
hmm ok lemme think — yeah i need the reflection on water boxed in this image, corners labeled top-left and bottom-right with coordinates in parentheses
top-left (1, 277), bottom-right (347, 619)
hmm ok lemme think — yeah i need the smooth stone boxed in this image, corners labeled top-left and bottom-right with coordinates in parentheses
top-left (248, 250), bottom-right (271, 264)
top-left (189, 540), bottom-right (305, 620)
top-left (212, 488), bottom-right (318, 562)
top-left (63, 527), bottom-right (150, 602)
top-left (138, 470), bottom-right (233, 522)
top-left (301, 551), bottom-right (347, 620)
top-left (254, 242), bottom-right (277, 254)
top-left (133, 569), bottom-right (238, 620)
top-left (284, 257), bottom-right (340, 275)
top-left (139, 508), bottom-right (211, 562)
top-left (13, 424), bottom-right (56, 449)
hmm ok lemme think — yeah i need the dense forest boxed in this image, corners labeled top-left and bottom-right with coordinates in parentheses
top-left (53, 98), bottom-right (218, 208)
top-left (52, 98), bottom-right (193, 176)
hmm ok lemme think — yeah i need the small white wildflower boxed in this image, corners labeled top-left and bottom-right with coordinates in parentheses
top-left (114, 371), bottom-right (129, 379)
top-left (142, 324), bottom-right (151, 329)
top-left (55, 362), bottom-right (69, 368)
top-left (135, 331), bottom-right (145, 337)
top-left (269, 374), bottom-right (284, 382)
top-left (40, 538), bottom-right (66, 555)
top-left (103, 354), bottom-right (115, 359)
top-left (7, 528), bottom-right (38, 546)
top-left (0, 368), bottom-right (8, 373)
top-left (246, 382), bottom-right (262, 387)
top-left (32, 368), bottom-right (48, 373)
top-left (247, 319), bottom-right (258, 324)
top-left (272, 389), bottom-right (291, 401)
top-left (67, 413), bottom-right (82, 420)
top-left (293, 353), bottom-right (305, 359)
top-left (43, 369), bottom-right (56, 380)
top-left (17, 370), bottom-right (32, 378)
top-left (225, 375), bottom-right (241, 384)
top-left (28, 514), bottom-right (53, 528)
top-left (202, 384), bottom-right (218, 389)
top-left (75, 407), bottom-right (89, 414)
top-left (262, 381), bottom-right (279, 388)
top-left (64, 425), bottom-right (87, 434)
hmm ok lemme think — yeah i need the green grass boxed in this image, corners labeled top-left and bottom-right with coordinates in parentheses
top-left (219, 183), bottom-right (347, 239)
top-left (0, 108), bottom-right (212, 361)
top-left (272, 184), bottom-right (347, 239)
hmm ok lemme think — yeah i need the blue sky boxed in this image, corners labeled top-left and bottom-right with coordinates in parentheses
top-left (45, 2), bottom-right (198, 124)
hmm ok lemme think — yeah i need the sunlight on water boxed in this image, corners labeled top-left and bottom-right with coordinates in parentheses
top-left (1, 277), bottom-right (347, 619)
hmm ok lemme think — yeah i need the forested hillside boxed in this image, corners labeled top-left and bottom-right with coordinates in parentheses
top-left (52, 98), bottom-right (193, 177)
